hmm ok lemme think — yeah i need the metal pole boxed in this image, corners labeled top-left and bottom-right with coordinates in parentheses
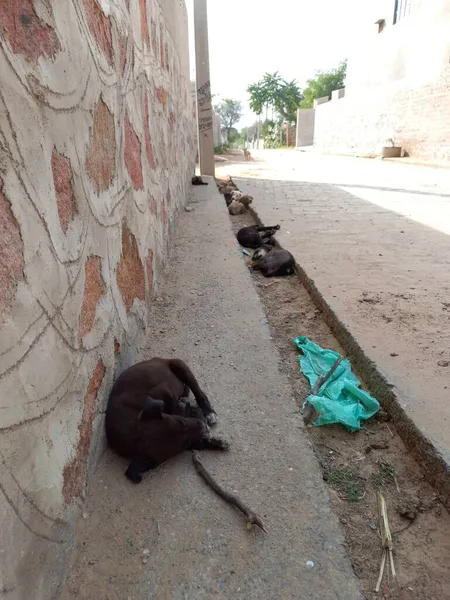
top-left (193, 0), bottom-right (215, 176)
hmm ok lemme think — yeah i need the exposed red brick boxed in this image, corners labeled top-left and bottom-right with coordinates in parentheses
top-left (139, 0), bottom-right (150, 47)
top-left (164, 42), bottom-right (169, 71)
top-left (79, 256), bottom-right (106, 342)
top-left (119, 36), bottom-right (127, 75)
top-left (51, 150), bottom-right (77, 233)
top-left (114, 338), bottom-right (120, 355)
top-left (0, 0), bottom-right (60, 64)
top-left (63, 360), bottom-right (105, 504)
top-left (149, 194), bottom-right (157, 216)
top-left (159, 23), bottom-right (164, 68)
top-left (0, 178), bottom-right (24, 318)
top-left (116, 225), bottom-right (145, 311)
top-left (86, 98), bottom-right (116, 194)
top-left (124, 112), bottom-right (143, 190)
top-left (155, 87), bottom-right (167, 111)
top-left (151, 19), bottom-right (157, 57)
top-left (146, 249), bottom-right (153, 296)
top-left (83, 0), bottom-right (113, 65)
top-left (144, 94), bottom-right (157, 169)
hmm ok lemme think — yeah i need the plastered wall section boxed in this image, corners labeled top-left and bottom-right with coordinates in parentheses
top-left (0, 1), bottom-right (195, 598)
top-left (314, 1), bottom-right (450, 162)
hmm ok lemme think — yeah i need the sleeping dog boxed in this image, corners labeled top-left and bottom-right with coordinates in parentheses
top-left (106, 358), bottom-right (228, 483)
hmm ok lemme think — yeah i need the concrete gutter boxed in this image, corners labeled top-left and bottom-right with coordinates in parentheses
top-left (243, 184), bottom-right (450, 513)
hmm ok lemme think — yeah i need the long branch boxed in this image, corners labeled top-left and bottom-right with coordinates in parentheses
top-left (192, 451), bottom-right (266, 532)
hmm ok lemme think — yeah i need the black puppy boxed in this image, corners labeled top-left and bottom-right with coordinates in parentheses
top-left (250, 244), bottom-right (295, 277)
top-left (236, 225), bottom-right (280, 249)
top-left (192, 175), bottom-right (208, 185)
top-left (105, 358), bottom-right (228, 483)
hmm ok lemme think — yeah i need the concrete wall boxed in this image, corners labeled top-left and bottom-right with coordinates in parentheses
top-left (0, 1), bottom-right (195, 598)
top-left (296, 109), bottom-right (315, 147)
top-left (314, 0), bottom-right (450, 162)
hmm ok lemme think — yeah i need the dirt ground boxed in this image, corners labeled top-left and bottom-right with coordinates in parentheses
top-left (225, 193), bottom-right (450, 599)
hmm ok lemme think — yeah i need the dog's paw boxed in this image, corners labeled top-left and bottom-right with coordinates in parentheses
top-left (210, 437), bottom-right (230, 451)
top-left (125, 467), bottom-right (142, 484)
top-left (205, 412), bottom-right (218, 426)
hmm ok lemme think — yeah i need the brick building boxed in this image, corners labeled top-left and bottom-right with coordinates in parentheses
top-left (304, 0), bottom-right (450, 163)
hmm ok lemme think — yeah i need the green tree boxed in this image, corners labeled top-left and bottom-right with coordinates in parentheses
top-left (274, 79), bottom-right (303, 124)
top-left (214, 99), bottom-right (243, 142)
top-left (247, 73), bottom-right (302, 125)
top-left (300, 60), bottom-right (347, 108)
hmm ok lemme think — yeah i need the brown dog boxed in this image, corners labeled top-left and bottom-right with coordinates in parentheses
top-left (243, 148), bottom-right (251, 161)
top-left (105, 358), bottom-right (228, 483)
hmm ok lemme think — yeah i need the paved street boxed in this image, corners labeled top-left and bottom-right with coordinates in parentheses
top-left (216, 150), bottom-right (450, 498)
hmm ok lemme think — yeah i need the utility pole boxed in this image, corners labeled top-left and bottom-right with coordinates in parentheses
top-left (193, 0), bottom-right (215, 176)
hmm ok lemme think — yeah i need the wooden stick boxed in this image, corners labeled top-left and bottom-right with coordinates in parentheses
top-left (375, 492), bottom-right (397, 591)
top-left (192, 451), bottom-right (266, 532)
top-left (375, 549), bottom-right (387, 593)
top-left (303, 356), bottom-right (343, 423)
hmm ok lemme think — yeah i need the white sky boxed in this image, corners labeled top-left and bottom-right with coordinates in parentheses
top-left (185, 0), bottom-right (379, 127)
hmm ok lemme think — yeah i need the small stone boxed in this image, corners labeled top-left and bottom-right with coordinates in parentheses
top-left (142, 548), bottom-right (150, 555)
top-left (142, 558), bottom-right (148, 564)
top-left (185, 206), bottom-right (194, 212)
top-left (438, 360), bottom-right (449, 367)
top-left (305, 560), bottom-right (315, 569)
top-left (82, 512), bottom-right (88, 519)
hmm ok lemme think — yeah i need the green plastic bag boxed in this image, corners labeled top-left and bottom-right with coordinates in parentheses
top-left (294, 336), bottom-right (379, 432)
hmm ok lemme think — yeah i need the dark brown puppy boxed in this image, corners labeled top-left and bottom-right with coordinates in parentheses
top-left (106, 358), bottom-right (227, 483)
top-left (236, 225), bottom-right (280, 249)
top-left (192, 175), bottom-right (208, 185)
top-left (250, 244), bottom-right (295, 277)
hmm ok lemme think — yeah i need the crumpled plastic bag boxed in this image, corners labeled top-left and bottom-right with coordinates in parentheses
top-left (294, 336), bottom-right (379, 432)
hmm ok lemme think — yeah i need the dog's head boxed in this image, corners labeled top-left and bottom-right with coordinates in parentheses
top-left (252, 244), bottom-right (272, 262)
top-left (239, 195), bottom-right (253, 206)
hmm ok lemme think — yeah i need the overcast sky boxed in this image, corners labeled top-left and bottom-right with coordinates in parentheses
top-left (185, 0), bottom-right (380, 127)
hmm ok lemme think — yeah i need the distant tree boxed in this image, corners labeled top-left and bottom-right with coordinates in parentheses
top-left (215, 99), bottom-right (243, 142)
top-left (274, 79), bottom-right (303, 124)
top-left (300, 60), bottom-right (347, 108)
top-left (247, 72), bottom-right (302, 125)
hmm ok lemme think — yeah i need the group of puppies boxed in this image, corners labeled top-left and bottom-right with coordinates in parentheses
top-left (218, 176), bottom-right (296, 278)
top-left (218, 178), bottom-right (254, 215)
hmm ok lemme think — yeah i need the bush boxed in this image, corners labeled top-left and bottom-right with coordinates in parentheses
top-left (214, 144), bottom-right (230, 155)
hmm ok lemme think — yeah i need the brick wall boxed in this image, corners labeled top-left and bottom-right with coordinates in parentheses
top-left (0, 1), bottom-right (195, 598)
top-left (314, 0), bottom-right (450, 163)
top-left (314, 67), bottom-right (450, 162)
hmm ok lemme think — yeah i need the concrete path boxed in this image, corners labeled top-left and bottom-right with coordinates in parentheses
top-left (61, 178), bottom-right (361, 600)
top-left (216, 150), bottom-right (450, 504)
